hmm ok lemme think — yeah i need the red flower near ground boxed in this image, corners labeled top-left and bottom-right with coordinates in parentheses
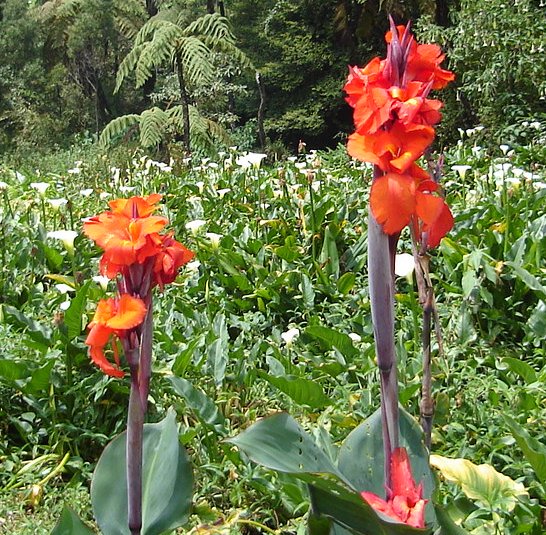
top-left (85, 294), bottom-right (147, 377)
top-left (361, 447), bottom-right (427, 528)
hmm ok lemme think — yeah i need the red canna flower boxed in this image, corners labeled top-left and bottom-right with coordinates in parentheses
top-left (85, 294), bottom-right (147, 377)
top-left (151, 233), bottom-right (195, 289)
top-left (361, 447), bottom-right (428, 528)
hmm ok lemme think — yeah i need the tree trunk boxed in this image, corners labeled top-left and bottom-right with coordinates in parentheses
top-left (207, 0), bottom-right (215, 14)
top-left (146, 0), bottom-right (158, 17)
top-left (218, 1), bottom-right (225, 16)
top-left (256, 72), bottom-right (266, 151)
top-left (176, 53), bottom-right (191, 154)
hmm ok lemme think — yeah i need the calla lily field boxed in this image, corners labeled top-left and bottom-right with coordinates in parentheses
top-left (0, 15), bottom-right (545, 535)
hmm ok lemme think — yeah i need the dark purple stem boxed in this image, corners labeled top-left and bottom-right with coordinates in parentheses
top-left (127, 357), bottom-right (144, 535)
top-left (368, 165), bottom-right (399, 488)
top-left (139, 296), bottom-right (153, 409)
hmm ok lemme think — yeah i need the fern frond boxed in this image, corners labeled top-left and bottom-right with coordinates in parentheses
top-left (139, 107), bottom-right (168, 148)
top-left (207, 40), bottom-right (254, 71)
top-left (114, 0), bottom-right (147, 39)
top-left (182, 13), bottom-right (234, 44)
top-left (115, 43), bottom-right (146, 92)
top-left (100, 114), bottom-right (140, 147)
top-left (177, 36), bottom-right (214, 88)
top-left (188, 105), bottom-right (231, 151)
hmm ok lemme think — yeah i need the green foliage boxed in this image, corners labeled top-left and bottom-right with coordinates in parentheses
top-left (91, 410), bottom-right (193, 535)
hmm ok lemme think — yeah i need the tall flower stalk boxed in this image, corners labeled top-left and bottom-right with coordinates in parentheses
top-left (344, 18), bottom-right (454, 528)
top-left (83, 195), bottom-right (193, 534)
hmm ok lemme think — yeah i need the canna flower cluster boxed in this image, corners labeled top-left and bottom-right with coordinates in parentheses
top-left (361, 447), bottom-right (428, 528)
top-left (83, 194), bottom-right (194, 377)
top-left (345, 21), bottom-right (455, 247)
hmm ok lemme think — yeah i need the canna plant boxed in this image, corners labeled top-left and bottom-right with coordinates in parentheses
top-left (56, 194), bottom-right (195, 535)
top-left (229, 18), bottom-right (460, 534)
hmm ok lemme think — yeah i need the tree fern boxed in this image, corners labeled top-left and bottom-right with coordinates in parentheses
top-left (176, 36), bottom-right (215, 87)
top-left (99, 113), bottom-right (140, 146)
top-left (183, 13), bottom-right (234, 44)
top-left (139, 107), bottom-right (168, 148)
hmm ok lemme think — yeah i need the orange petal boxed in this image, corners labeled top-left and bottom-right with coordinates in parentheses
top-left (105, 294), bottom-right (147, 330)
top-left (370, 174), bottom-right (416, 234)
top-left (89, 345), bottom-right (125, 378)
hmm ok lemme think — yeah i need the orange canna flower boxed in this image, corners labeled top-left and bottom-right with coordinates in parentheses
top-left (85, 294), bottom-right (147, 377)
top-left (361, 447), bottom-right (428, 528)
top-left (108, 194), bottom-right (162, 218)
top-left (347, 122), bottom-right (435, 173)
top-left (370, 171), bottom-right (453, 245)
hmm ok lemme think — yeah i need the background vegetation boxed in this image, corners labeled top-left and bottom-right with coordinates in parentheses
top-left (0, 0), bottom-right (545, 534)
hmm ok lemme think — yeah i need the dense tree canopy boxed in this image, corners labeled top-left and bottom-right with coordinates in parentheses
top-left (0, 0), bottom-right (544, 154)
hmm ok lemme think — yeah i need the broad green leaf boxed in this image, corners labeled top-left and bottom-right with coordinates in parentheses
top-left (172, 336), bottom-right (203, 376)
top-left (226, 412), bottom-right (342, 477)
top-left (64, 280), bottom-right (91, 340)
top-left (504, 415), bottom-right (546, 486)
top-left (505, 261), bottom-right (546, 297)
top-left (305, 325), bottom-right (359, 359)
top-left (500, 357), bottom-right (537, 384)
top-left (276, 237), bottom-right (300, 262)
top-left (319, 225), bottom-right (340, 279)
top-left (51, 506), bottom-right (95, 535)
top-left (169, 376), bottom-right (226, 435)
top-left (433, 505), bottom-right (470, 535)
top-left (529, 300), bottom-right (546, 338)
top-left (0, 359), bottom-right (30, 383)
top-left (91, 410), bottom-right (192, 535)
top-left (429, 455), bottom-right (528, 512)
top-left (300, 273), bottom-right (315, 309)
top-left (461, 270), bottom-right (477, 298)
top-left (3, 305), bottom-right (52, 348)
top-left (23, 360), bottom-right (54, 394)
top-left (259, 372), bottom-right (330, 409)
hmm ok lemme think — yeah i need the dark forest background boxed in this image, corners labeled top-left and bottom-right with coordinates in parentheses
top-left (0, 0), bottom-right (544, 156)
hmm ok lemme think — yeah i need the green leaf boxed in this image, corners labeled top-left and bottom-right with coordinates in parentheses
top-left (226, 412), bottom-right (342, 478)
top-left (461, 270), bottom-right (477, 298)
top-left (505, 261), bottom-right (546, 298)
top-left (172, 336), bottom-right (203, 376)
top-left (300, 273), bottom-right (315, 309)
top-left (64, 280), bottom-right (91, 340)
top-left (500, 357), bottom-right (537, 384)
top-left (337, 272), bottom-right (356, 295)
top-left (51, 506), bottom-right (95, 535)
top-left (91, 410), bottom-right (192, 535)
top-left (429, 454), bottom-right (528, 512)
top-left (24, 360), bottom-right (54, 394)
top-left (504, 415), bottom-right (546, 486)
top-left (259, 372), bottom-right (330, 409)
top-left (169, 376), bottom-right (226, 435)
top-left (433, 505), bottom-right (470, 535)
top-left (529, 300), bottom-right (546, 338)
top-left (0, 359), bottom-right (30, 383)
top-left (319, 225), bottom-right (340, 279)
top-left (3, 305), bottom-right (52, 348)
top-left (305, 325), bottom-right (359, 359)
